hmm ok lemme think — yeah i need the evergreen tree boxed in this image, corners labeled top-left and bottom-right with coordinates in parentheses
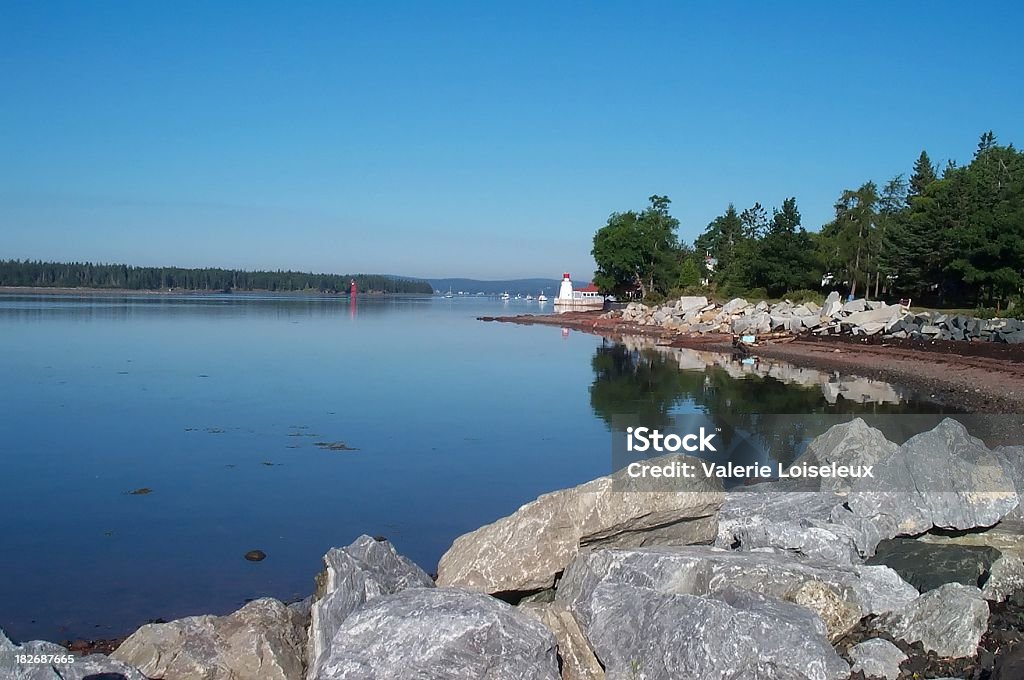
top-left (908, 151), bottom-right (937, 201)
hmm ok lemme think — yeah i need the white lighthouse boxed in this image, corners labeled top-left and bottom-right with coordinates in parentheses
top-left (553, 272), bottom-right (605, 311)
top-left (557, 272), bottom-right (574, 301)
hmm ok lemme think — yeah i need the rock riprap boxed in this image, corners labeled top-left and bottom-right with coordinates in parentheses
top-left (307, 534), bottom-right (435, 678)
top-left (111, 597), bottom-right (307, 680)
top-left (313, 587), bottom-right (560, 680)
top-left (437, 453), bottom-right (722, 594)
top-left (607, 292), bottom-right (1023, 342)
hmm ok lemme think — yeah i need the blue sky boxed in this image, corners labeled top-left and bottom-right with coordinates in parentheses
top-left (2, 2), bottom-right (1022, 280)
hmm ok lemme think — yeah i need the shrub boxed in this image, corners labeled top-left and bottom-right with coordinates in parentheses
top-left (785, 289), bottom-right (826, 305)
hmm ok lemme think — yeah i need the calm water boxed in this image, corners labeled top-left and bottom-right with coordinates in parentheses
top-left (0, 293), bottom-right (951, 641)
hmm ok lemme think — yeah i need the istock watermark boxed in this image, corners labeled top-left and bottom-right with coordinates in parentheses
top-left (610, 413), bottom-right (1024, 492)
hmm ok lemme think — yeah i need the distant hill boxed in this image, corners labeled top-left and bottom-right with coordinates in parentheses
top-left (426, 278), bottom-right (562, 295)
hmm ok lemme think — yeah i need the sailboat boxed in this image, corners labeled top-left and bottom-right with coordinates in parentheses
top-left (537, 292), bottom-right (548, 302)
top-left (444, 287), bottom-right (454, 298)
top-left (500, 291), bottom-right (510, 301)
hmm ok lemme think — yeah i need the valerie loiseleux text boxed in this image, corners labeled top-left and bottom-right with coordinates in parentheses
top-left (624, 427), bottom-right (875, 480)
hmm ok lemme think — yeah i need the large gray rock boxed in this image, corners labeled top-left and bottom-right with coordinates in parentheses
top-left (59, 654), bottom-right (151, 680)
top-left (556, 547), bottom-right (917, 641)
top-left (520, 601), bottom-right (605, 680)
top-left (314, 587), bottom-right (559, 680)
top-left (836, 419), bottom-right (1019, 555)
top-left (793, 418), bottom-right (900, 492)
top-left (723, 298), bottom-right (750, 315)
top-left (848, 638), bottom-right (907, 680)
top-left (725, 663), bottom-right (814, 680)
top-left (716, 490), bottom-right (845, 548)
top-left (308, 535), bottom-right (434, 677)
top-left (562, 581), bottom-right (849, 680)
top-left (866, 537), bottom-right (1001, 592)
top-left (876, 583), bottom-right (989, 658)
top-left (735, 520), bottom-right (861, 565)
top-left (983, 554), bottom-right (1024, 602)
top-left (1, 630), bottom-right (148, 680)
top-left (437, 455), bottom-right (722, 594)
top-left (675, 296), bottom-right (708, 315)
top-left (841, 298), bottom-right (867, 314)
top-left (112, 597), bottom-right (307, 680)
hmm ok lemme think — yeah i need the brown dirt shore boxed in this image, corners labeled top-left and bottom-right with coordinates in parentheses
top-left (482, 312), bottom-right (1024, 413)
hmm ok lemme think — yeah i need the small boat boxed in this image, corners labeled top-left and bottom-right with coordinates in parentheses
top-left (525, 294), bottom-right (534, 301)
top-left (500, 291), bottom-right (510, 301)
top-left (444, 287), bottom-right (454, 299)
top-left (537, 292), bottom-right (548, 302)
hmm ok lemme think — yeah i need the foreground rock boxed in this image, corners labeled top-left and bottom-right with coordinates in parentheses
top-left (983, 554), bottom-right (1024, 602)
top-left (556, 546), bottom-right (917, 643)
top-left (848, 638), bottom-right (907, 680)
top-left (866, 537), bottom-right (1002, 592)
top-left (437, 454), bottom-right (722, 594)
top-left (306, 535), bottom-right (435, 677)
top-left (1, 628), bottom-right (147, 680)
top-left (561, 580), bottom-right (849, 680)
top-left (876, 583), bottom-right (989, 658)
top-left (834, 419), bottom-right (1019, 555)
top-left (314, 587), bottom-right (559, 680)
top-left (112, 597), bottom-right (307, 680)
top-left (519, 601), bottom-right (605, 680)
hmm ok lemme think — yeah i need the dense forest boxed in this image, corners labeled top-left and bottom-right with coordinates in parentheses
top-left (0, 260), bottom-right (433, 294)
top-left (593, 131), bottom-right (1024, 310)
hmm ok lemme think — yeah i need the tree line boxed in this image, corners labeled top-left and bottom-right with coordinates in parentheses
top-left (593, 131), bottom-right (1024, 308)
top-left (0, 260), bottom-right (434, 294)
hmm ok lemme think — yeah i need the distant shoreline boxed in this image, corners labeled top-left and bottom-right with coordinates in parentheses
top-left (0, 286), bottom-right (412, 296)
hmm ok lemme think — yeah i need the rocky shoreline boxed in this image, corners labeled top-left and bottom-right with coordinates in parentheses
top-left (4, 418), bottom-right (1024, 679)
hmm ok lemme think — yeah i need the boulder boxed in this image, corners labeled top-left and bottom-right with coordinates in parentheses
top-left (875, 583), bottom-right (989, 658)
top-left (675, 296), bottom-right (708, 314)
top-left (307, 535), bottom-right (435, 677)
top-left (57, 654), bottom-right (151, 680)
top-left (560, 580), bottom-right (850, 680)
top-left (112, 597), bottom-right (306, 680)
top-left (792, 419), bottom-right (899, 492)
top-left (555, 546), bottom-right (917, 640)
top-left (716, 490), bottom-right (846, 548)
top-left (821, 301), bottom-right (842, 318)
top-left (866, 538), bottom-right (1001, 592)
top-left (982, 554), bottom-right (1024, 602)
top-left (315, 587), bottom-right (559, 680)
top-left (842, 299), bottom-right (867, 314)
top-left (735, 520), bottom-right (861, 565)
top-left (437, 455), bottom-right (722, 594)
top-left (836, 419), bottom-right (1019, 555)
top-left (848, 638), bottom-right (907, 680)
top-left (519, 601), bottom-right (605, 680)
top-left (723, 298), bottom-right (750, 315)
top-left (843, 305), bottom-right (902, 328)
top-left (0, 630), bottom-right (148, 680)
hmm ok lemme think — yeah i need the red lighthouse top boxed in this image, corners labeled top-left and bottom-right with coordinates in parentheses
top-left (563, 272), bottom-right (571, 279)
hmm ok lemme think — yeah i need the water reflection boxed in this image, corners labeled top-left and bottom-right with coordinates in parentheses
top-left (589, 335), bottom-right (961, 469)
